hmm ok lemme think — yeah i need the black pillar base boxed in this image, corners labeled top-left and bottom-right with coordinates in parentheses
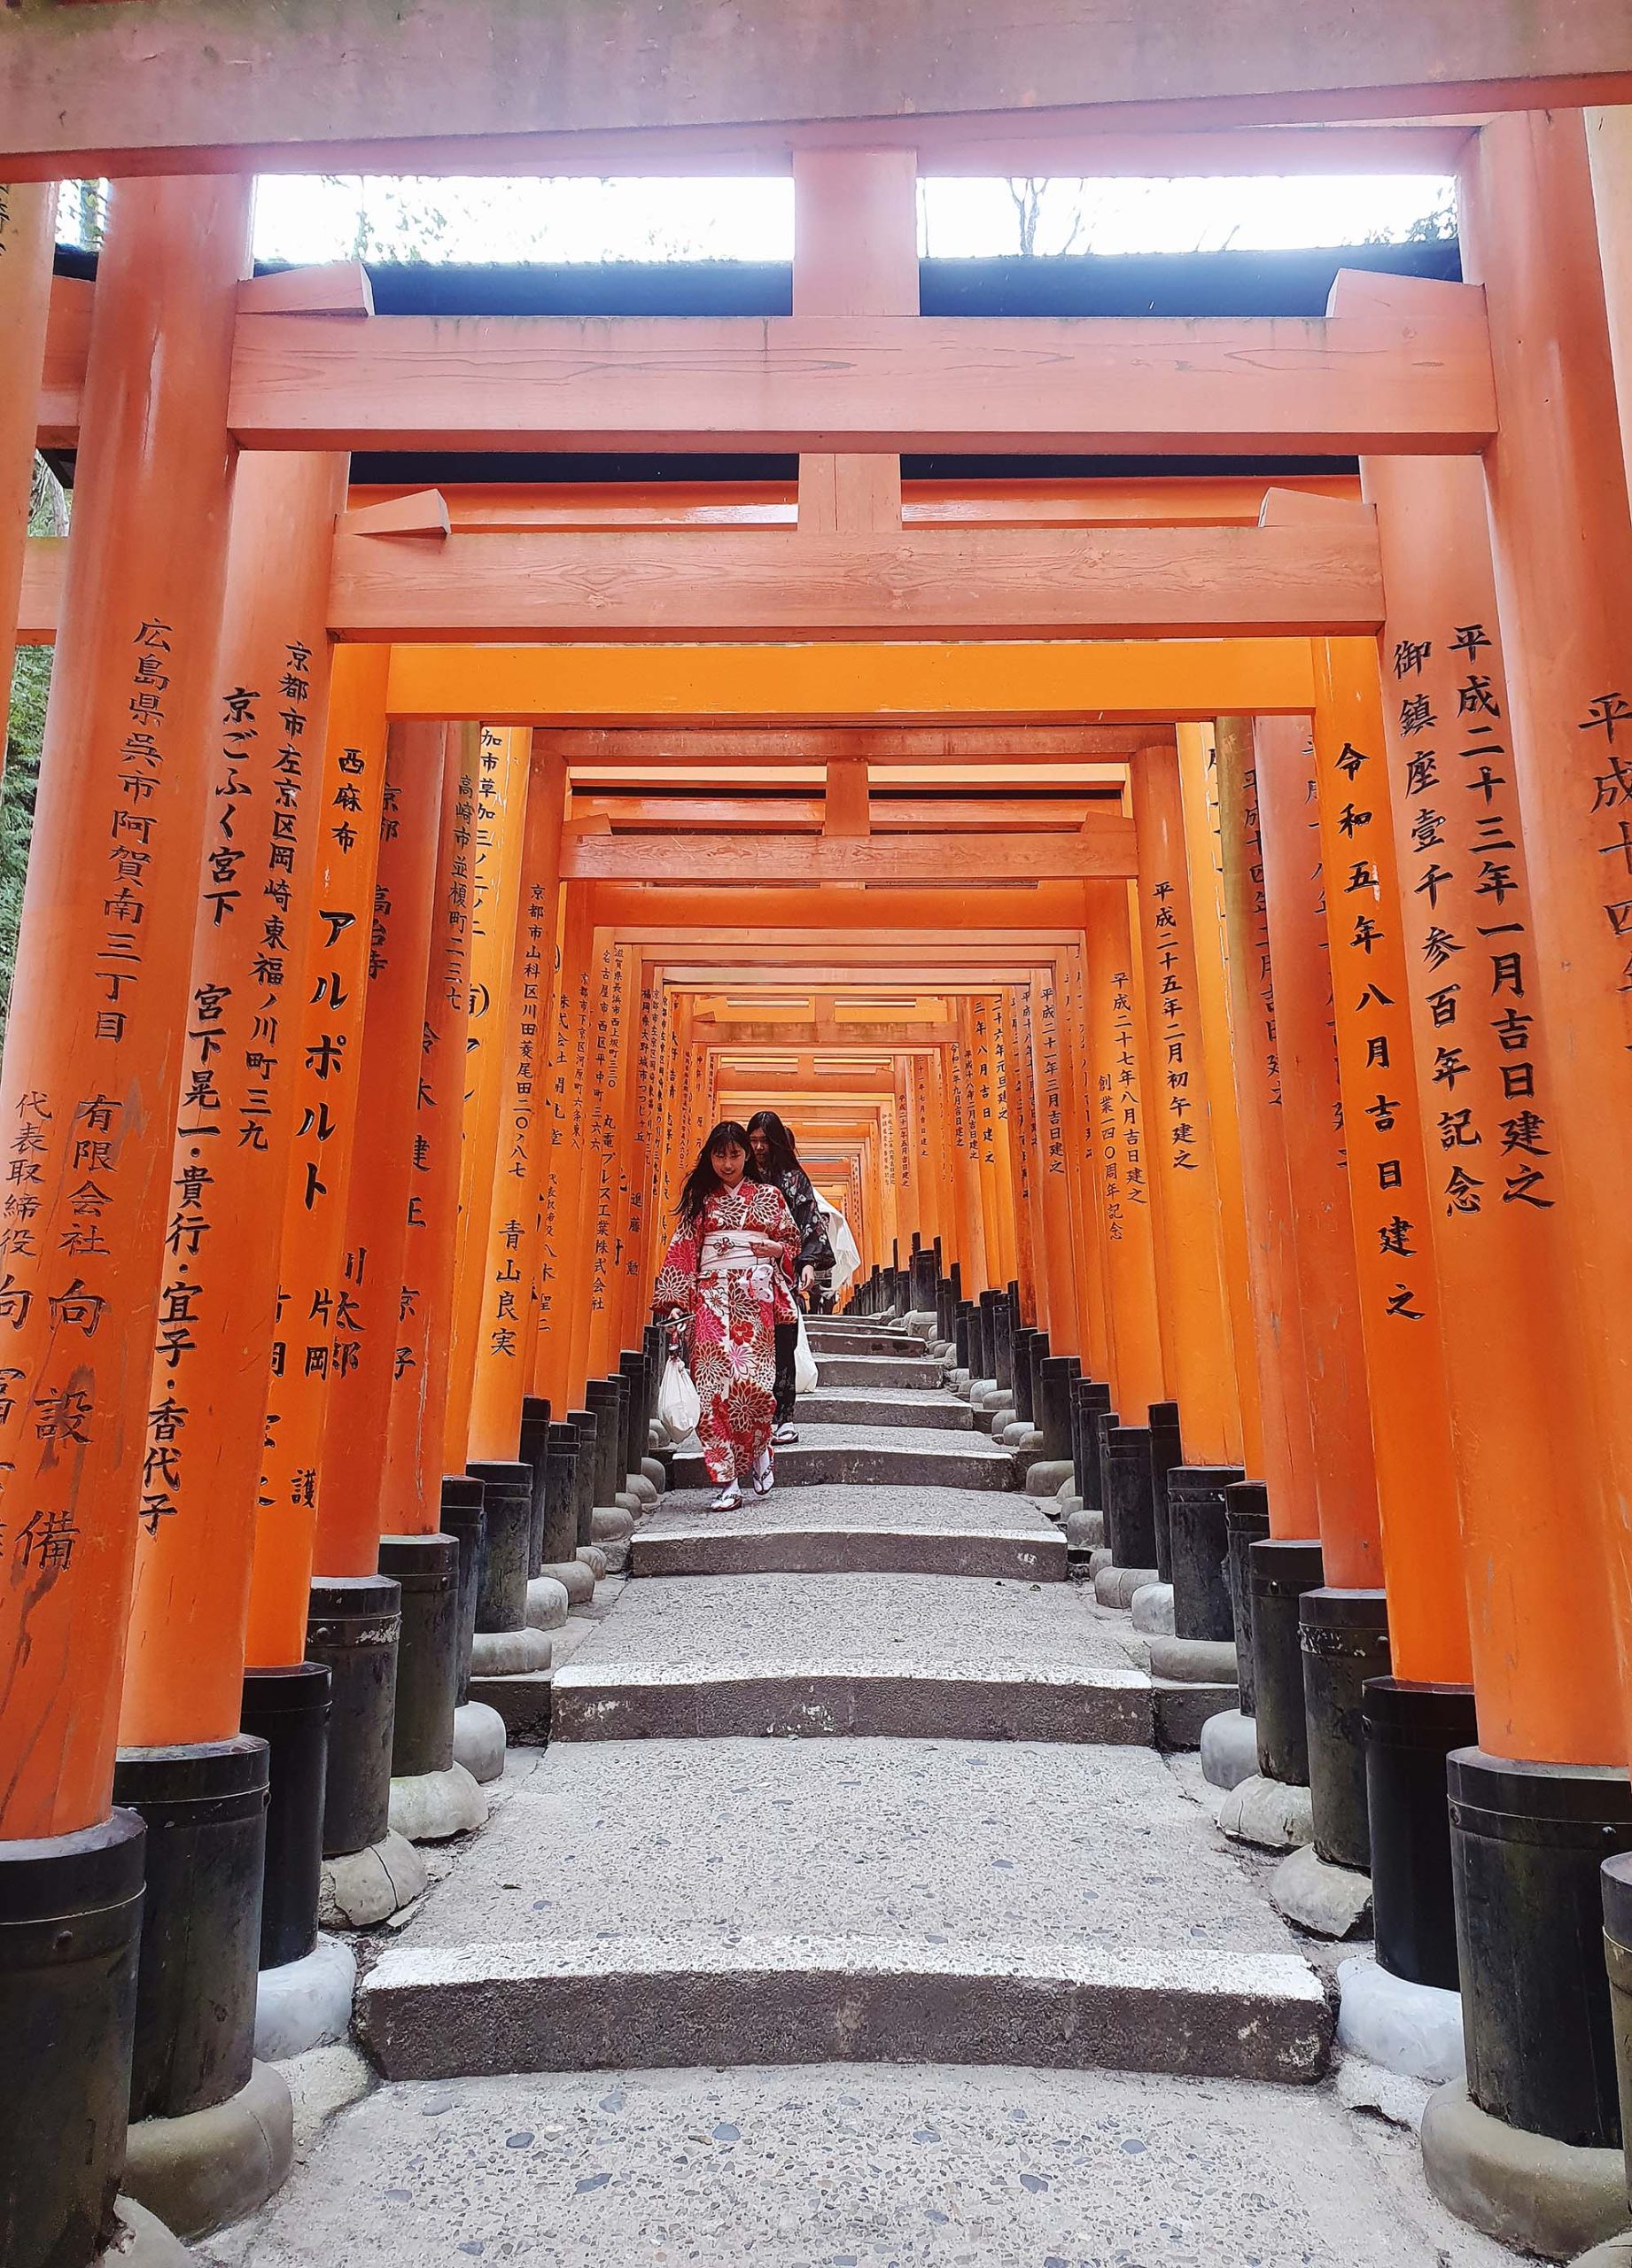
top-left (566, 1411), bottom-right (600, 1548)
top-left (240, 1660), bottom-right (330, 1969)
top-left (1224, 1481), bottom-right (1271, 1715)
top-left (113, 1738), bottom-right (268, 2124)
top-left (1146, 1402), bottom-right (1183, 1581)
top-left (517, 1394), bottom-right (551, 1574)
top-left (1167, 1464), bottom-right (1247, 1642)
top-left (542, 1425), bottom-right (582, 1569)
top-left (437, 1476), bottom-right (486, 1706)
top-left (378, 1534), bottom-right (459, 1778)
top-left (1600, 1852), bottom-right (1632, 2210)
top-left (1070, 1379), bottom-right (1113, 1508)
top-left (465, 1460), bottom-right (532, 1632)
top-left (1247, 1537), bottom-right (1323, 1785)
top-left (1102, 1425), bottom-right (1157, 1570)
top-left (1451, 1749), bottom-right (1632, 2148)
top-left (1362, 1676), bottom-right (1476, 1992)
top-left (304, 1576), bottom-right (402, 1860)
top-left (1037, 1355), bottom-right (1079, 1464)
top-left (0, 1812), bottom-right (145, 2268)
top-left (1300, 1587), bottom-right (1389, 1872)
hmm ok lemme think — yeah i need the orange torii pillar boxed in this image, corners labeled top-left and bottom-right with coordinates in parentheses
top-left (0, 182), bottom-right (53, 700)
top-left (1123, 740), bottom-right (1249, 1662)
top-left (1249, 715), bottom-right (1383, 1821)
top-left (1207, 714), bottom-right (1322, 1795)
top-left (1367, 423), bottom-right (1632, 2207)
top-left (1078, 881), bottom-right (1165, 1533)
top-left (0, 176), bottom-right (251, 2268)
top-left (529, 882), bottom-right (592, 1416)
top-left (462, 737), bottom-right (573, 1751)
top-left (116, 452), bottom-right (347, 2167)
top-left (1176, 725), bottom-right (1266, 1481)
top-left (313, 719), bottom-right (488, 1847)
top-left (1452, 111), bottom-right (1632, 2229)
top-left (1049, 948), bottom-right (1107, 1376)
top-left (381, 726), bottom-right (474, 1550)
top-left (1287, 632), bottom-right (1472, 1933)
top-left (442, 726), bottom-right (530, 1472)
top-left (242, 647), bottom-right (429, 1930)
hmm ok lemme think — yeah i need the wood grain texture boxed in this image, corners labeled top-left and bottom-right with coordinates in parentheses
top-left (560, 819), bottom-right (1137, 882)
top-left (329, 523), bottom-right (1382, 641)
top-left (219, 308), bottom-right (1496, 455)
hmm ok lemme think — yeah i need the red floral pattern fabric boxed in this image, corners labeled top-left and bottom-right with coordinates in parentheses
top-left (654, 1183), bottom-right (800, 1484)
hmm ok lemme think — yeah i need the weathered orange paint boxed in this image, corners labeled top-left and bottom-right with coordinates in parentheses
top-left (120, 451), bottom-right (346, 1748)
top-left (245, 644), bottom-right (390, 1666)
top-left (1308, 638), bottom-right (1470, 1684)
top-left (1081, 882), bottom-right (1165, 1414)
top-left (0, 176), bottom-right (252, 1839)
top-left (466, 740), bottom-right (565, 1462)
top-left (443, 725), bottom-right (530, 1466)
top-left (315, 721), bottom-right (448, 1573)
top-left (380, 723), bottom-right (477, 1535)
top-left (1213, 715), bottom-right (1320, 1530)
top-left (1252, 714), bottom-right (1381, 1556)
top-left (1130, 741), bottom-right (1246, 1463)
top-left (1364, 452), bottom-right (1622, 1762)
top-left (1175, 723), bottom-right (1265, 1474)
top-left (1460, 106), bottom-right (1632, 1747)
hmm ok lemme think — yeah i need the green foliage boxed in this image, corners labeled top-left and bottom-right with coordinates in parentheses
top-left (0, 456), bottom-right (66, 1033)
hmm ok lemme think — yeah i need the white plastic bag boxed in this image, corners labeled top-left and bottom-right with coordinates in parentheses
top-left (657, 1351), bottom-right (701, 1444)
top-left (793, 1309), bottom-right (820, 1394)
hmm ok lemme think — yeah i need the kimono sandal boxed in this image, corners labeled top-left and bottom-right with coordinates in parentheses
top-left (750, 1446), bottom-right (776, 1496)
top-left (710, 1482), bottom-right (743, 1512)
top-left (772, 1423), bottom-right (798, 1446)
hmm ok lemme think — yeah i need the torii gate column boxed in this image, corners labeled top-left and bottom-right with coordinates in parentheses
top-left (0, 183), bottom-right (53, 693)
top-left (0, 176), bottom-right (252, 2268)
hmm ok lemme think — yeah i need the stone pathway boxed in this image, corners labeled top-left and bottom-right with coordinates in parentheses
top-left (207, 1316), bottom-right (1512, 2266)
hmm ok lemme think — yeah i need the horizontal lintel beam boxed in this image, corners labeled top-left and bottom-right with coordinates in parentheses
top-left (328, 524), bottom-right (1382, 641)
top-left (561, 820), bottom-right (1136, 882)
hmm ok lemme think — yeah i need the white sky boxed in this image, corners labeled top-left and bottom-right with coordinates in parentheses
top-left (188, 172), bottom-right (1458, 265)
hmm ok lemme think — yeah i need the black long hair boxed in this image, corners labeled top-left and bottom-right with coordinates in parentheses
top-left (748, 1108), bottom-right (802, 1177)
top-left (676, 1119), bottom-right (757, 1226)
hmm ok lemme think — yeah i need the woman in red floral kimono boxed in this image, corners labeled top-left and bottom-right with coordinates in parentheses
top-left (654, 1120), bottom-right (801, 1511)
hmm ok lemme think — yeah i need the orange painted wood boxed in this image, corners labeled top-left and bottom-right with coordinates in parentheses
top-left (0, 182), bottom-right (54, 696)
top-left (120, 452), bottom-right (347, 1748)
top-left (1213, 715), bottom-right (1320, 1533)
top-left (1130, 741), bottom-right (1245, 1463)
top-left (561, 824), bottom-right (1135, 883)
top-left (443, 726), bottom-right (531, 1468)
top-left (226, 306), bottom-right (1495, 456)
top-left (388, 638), bottom-right (1317, 724)
top-left (36, 271), bottom-right (91, 453)
top-left (1459, 107), bottom-right (1632, 1751)
top-left (237, 261), bottom-right (374, 318)
top-left (1364, 452), bottom-right (1623, 1758)
top-left (1176, 723), bottom-right (1264, 1475)
top-left (381, 724), bottom-right (477, 1534)
top-left (315, 721), bottom-right (448, 1573)
top-left (2, 1), bottom-right (1627, 178)
top-left (338, 489), bottom-right (451, 541)
top-left (1252, 713), bottom-right (1381, 1558)
top-left (1307, 637), bottom-right (1470, 1683)
top-left (330, 523), bottom-right (1382, 643)
top-left (1029, 968), bottom-right (1083, 1351)
top-left (466, 739), bottom-right (564, 1462)
top-left (245, 645), bottom-right (390, 1665)
top-left (540, 726), bottom-right (1153, 763)
top-left (0, 177), bottom-right (252, 1840)
top-left (14, 532), bottom-right (62, 646)
top-left (1587, 107), bottom-right (1632, 482)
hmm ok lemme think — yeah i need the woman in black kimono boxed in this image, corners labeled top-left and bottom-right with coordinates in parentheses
top-left (747, 1109), bottom-right (835, 1444)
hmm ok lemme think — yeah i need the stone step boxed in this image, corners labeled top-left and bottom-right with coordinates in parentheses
top-left (795, 1385), bottom-right (973, 1429)
top-left (804, 1327), bottom-right (917, 1355)
top-left (670, 1423), bottom-right (1014, 1494)
top-left (356, 1736), bottom-right (1328, 2088)
top-left (630, 1483), bottom-right (1068, 1581)
top-left (239, 2056), bottom-right (1509, 2267)
top-left (551, 1569), bottom-right (1150, 1742)
top-left (808, 1351), bottom-right (945, 1389)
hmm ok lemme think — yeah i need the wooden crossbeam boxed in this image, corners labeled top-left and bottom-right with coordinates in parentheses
top-left (2, 0), bottom-right (1627, 175)
top-left (562, 819), bottom-right (1136, 882)
top-left (388, 637), bottom-right (1314, 720)
top-left (544, 726), bottom-right (1152, 761)
top-left (329, 523), bottom-right (1380, 641)
top-left (39, 299), bottom-right (1496, 456)
top-left (572, 794), bottom-right (1119, 829)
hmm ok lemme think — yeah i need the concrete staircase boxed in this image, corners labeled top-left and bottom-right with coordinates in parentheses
top-left (224, 1317), bottom-right (1509, 2267)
